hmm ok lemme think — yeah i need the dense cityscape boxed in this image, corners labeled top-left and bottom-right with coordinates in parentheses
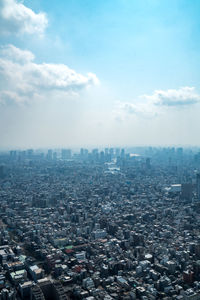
top-left (1, 0), bottom-right (200, 299)
top-left (0, 147), bottom-right (200, 299)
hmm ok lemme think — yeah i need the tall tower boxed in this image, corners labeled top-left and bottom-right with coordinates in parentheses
top-left (181, 183), bottom-right (192, 201)
top-left (146, 157), bottom-right (151, 169)
top-left (197, 173), bottom-right (200, 200)
top-left (0, 165), bottom-right (5, 178)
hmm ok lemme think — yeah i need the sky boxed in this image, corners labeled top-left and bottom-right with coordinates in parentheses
top-left (0, 0), bottom-right (200, 149)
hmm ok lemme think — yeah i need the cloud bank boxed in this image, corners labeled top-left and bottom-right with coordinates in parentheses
top-left (115, 87), bottom-right (200, 120)
top-left (144, 87), bottom-right (200, 107)
top-left (0, 45), bottom-right (99, 104)
top-left (0, 0), bottom-right (48, 36)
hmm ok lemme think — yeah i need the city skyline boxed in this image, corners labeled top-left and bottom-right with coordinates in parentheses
top-left (1, 141), bottom-right (200, 299)
top-left (1, 0), bottom-right (200, 148)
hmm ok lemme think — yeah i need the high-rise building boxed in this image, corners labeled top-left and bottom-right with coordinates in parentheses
top-left (61, 149), bottom-right (71, 159)
top-left (10, 150), bottom-right (17, 159)
top-left (177, 147), bottom-right (183, 158)
top-left (53, 152), bottom-right (57, 160)
top-left (0, 165), bottom-right (5, 179)
top-left (47, 149), bottom-right (53, 160)
top-left (109, 148), bottom-right (114, 158)
top-left (146, 157), bottom-right (151, 169)
top-left (115, 148), bottom-right (120, 157)
top-left (181, 183), bottom-right (193, 201)
top-left (80, 148), bottom-right (84, 157)
top-left (120, 148), bottom-right (125, 158)
top-left (100, 151), bottom-right (105, 163)
top-left (27, 149), bottom-right (34, 158)
top-left (197, 174), bottom-right (200, 200)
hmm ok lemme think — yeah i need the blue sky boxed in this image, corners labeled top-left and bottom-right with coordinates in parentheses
top-left (23, 0), bottom-right (199, 91)
top-left (26, 0), bottom-right (200, 92)
top-left (0, 0), bottom-right (200, 148)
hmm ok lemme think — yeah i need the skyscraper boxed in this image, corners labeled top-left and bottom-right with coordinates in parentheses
top-left (0, 165), bottom-right (5, 178)
top-left (61, 149), bottom-right (71, 159)
top-left (181, 183), bottom-right (193, 201)
top-left (197, 174), bottom-right (200, 200)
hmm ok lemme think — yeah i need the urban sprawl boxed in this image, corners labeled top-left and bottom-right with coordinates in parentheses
top-left (0, 147), bottom-right (200, 300)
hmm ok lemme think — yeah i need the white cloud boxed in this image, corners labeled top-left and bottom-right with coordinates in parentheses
top-left (0, 44), bottom-right (99, 104)
top-left (115, 87), bottom-right (200, 120)
top-left (114, 101), bottom-right (157, 121)
top-left (0, 44), bottom-right (35, 63)
top-left (144, 87), bottom-right (200, 107)
top-left (0, 0), bottom-right (48, 36)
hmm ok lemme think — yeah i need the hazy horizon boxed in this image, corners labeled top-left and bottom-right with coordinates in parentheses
top-left (1, 145), bottom-right (200, 153)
